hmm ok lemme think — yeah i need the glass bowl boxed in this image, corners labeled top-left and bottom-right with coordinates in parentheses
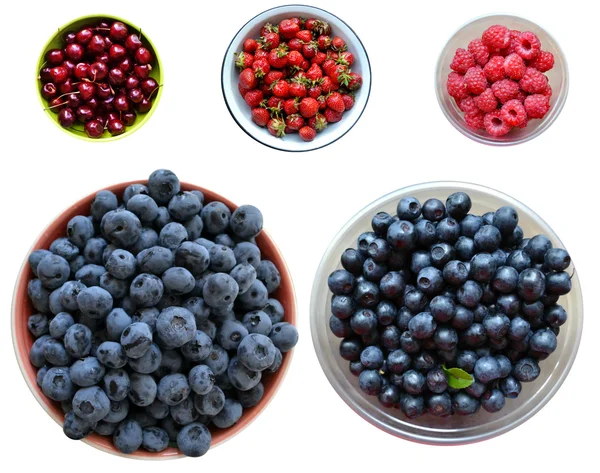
top-left (221, 4), bottom-right (371, 152)
top-left (435, 14), bottom-right (568, 146)
top-left (12, 180), bottom-right (296, 459)
top-left (310, 181), bottom-right (582, 445)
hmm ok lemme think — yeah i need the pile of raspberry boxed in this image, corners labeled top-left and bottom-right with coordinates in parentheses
top-left (446, 25), bottom-right (554, 137)
top-left (236, 17), bottom-right (362, 142)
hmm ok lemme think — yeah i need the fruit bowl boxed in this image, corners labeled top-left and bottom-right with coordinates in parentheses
top-left (435, 14), bottom-right (568, 146)
top-left (37, 14), bottom-right (163, 141)
top-left (221, 4), bottom-right (371, 152)
top-left (12, 180), bottom-right (296, 459)
top-left (310, 181), bottom-right (582, 445)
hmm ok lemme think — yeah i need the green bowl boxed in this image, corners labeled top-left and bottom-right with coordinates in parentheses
top-left (36, 14), bottom-right (163, 142)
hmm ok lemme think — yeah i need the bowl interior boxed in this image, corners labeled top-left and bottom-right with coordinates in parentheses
top-left (222, 5), bottom-right (371, 152)
top-left (13, 181), bottom-right (296, 459)
top-left (435, 14), bottom-right (568, 145)
top-left (37, 15), bottom-right (163, 142)
top-left (311, 182), bottom-right (582, 445)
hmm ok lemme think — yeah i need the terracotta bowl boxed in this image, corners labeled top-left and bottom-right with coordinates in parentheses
top-left (12, 180), bottom-right (297, 459)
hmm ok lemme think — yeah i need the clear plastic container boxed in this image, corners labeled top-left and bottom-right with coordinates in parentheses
top-left (310, 182), bottom-right (583, 445)
top-left (435, 14), bottom-right (569, 146)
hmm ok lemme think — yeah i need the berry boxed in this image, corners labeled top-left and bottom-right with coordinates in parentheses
top-left (450, 48), bottom-right (476, 74)
top-left (468, 38), bottom-right (490, 66)
top-left (524, 94), bottom-right (550, 119)
top-left (484, 110), bottom-right (511, 137)
top-left (299, 126), bottom-right (317, 141)
top-left (464, 66), bottom-right (487, 94)
top-left (491, 79), bottom-right (519, 104)
top-left (326, 92), bottom-right (345, 112)
top-left (520, 67), bottom-right (548, 94)
top-left (514, 31), bottom-right (541, 60)
top-left (501, 99), bottom-right (527, 126)
top-left (504, 53), bottom-right (526, 80)
top-left (482, 25), bottom-right (510, 50)
top-left (483, 55), bottom-right (506, 83)
top-left (251, 107), bottom-right (270, 126)
top-left (530, 51), bottom-right (554, 72)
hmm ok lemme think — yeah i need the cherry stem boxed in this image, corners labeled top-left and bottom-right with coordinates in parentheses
top-left (44, 101), bottom-right (69, 110)
top-left (55, 90), bottom-right (80, 101)
top-left (147, 84), bottom-right (163, 100)
top-left (93, 27), bottom-right (110, 31)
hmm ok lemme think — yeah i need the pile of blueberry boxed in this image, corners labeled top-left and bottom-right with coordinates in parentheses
top-left (26, 169), bottom-right (298, 457)
top-left (327, 192), bottom-right (571, 418)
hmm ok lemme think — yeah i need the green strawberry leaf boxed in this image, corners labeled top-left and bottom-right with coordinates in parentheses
top-left (442, 365), bottom-right (474, 390)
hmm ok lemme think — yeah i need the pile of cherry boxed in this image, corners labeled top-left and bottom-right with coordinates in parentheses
top-left (236, 17), bottom-right (363, 142)
top-left (39, 20), bottom-right (159, 138)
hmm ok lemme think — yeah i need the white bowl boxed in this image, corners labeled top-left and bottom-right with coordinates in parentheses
top-left (221, 4), bottom-right (371, 152)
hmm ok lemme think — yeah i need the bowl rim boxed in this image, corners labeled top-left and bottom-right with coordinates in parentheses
top-left (220, 3), bottom-right (372, 152)
top-left (12, 179), bottom-right (297, 460)
top-left (434, 13), bottom-right (569, 146)
top-left (36, 13), bottom-right (164, 143)
top-left (310, 180), bottom-right (583, 445)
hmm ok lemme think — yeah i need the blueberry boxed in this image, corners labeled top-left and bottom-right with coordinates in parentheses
top-left (474, 356), bottom-right (502, 383)
top-left (402, 369), bottom-right (426, 395)
top-left (353, 280), bottom-right (380, 308)
top-left (494, 354), bottom-right (511, 378)
top-left (482, 312), bottom-right (510, 340)
top-left (433, 326), bottom-right (458, 351)
top-left (428, 295), bottom-right (455, 323)
top-left (374, 384), bottom-right (398, 408)
top-left (72, 386), bottom-right (111, 422)
top-left (362, 257), bottom-right (387, 282)
top-left (457, 280), bottom-right (483, 308)
top-left (129, 343), bottom-right (162, 374)
top-left (228, 204), bottom-right (263, 239)
top-left (165, 191), bottom-right (201, 221)
top-left (103, 249), bottom-right (136, 280)
top-left (517, 268), bottom-right (546, 302)
top-left (492, 206), bottom-right (518, 237)
top-left (90, 190), bottom-right (118, 222)
top-left (83, 238), bottom-right (107, 265)
top-left (371, 211), bottom-right (395, 237)
top-left (387, 220), bottom-right (417, 251)
top-left (436, 217), bottom-right (460, 243)
top-left (179, 331), bottom-right (212, 364)
top-left (112, 419), bottom-right (143, 454)
top-left (269, 322), bottom-right (299, 352)
top-left (212, 398), bottom-right (243, 429)
top-left (146, 169), bottom-right (180, 205)
top-left (461, 323), bottom-right (486, 347)
top-left (328, 269), bottom-right (357, 296)
top-left (341, 248), bottom-right (365, 275)
top-left (379, 271), bottom-right (406, 299)
top-left (128, 273), bottom-right (163, 308)
top-left (546, 271), bottom-right (572, 296)
top-left (123, 184), bottom-right (149, 205)
top-left (400, 393), bottom-right (425, 418)
top-left (404, 286), bottom-right (429, 312)
top-left (506, 249), bottom-right (531, 273)
top-left (50, 238), bottom-right (80, 262)
top-left (385, 349), bottom-right (410, 375)
top-left (202, 344), bottom-right (229, 376)
top-left (75, 286), bottom-right (113, 319)
top-left (496, 293), bottom-right (521, 316)
top-left (474, 224), bottom-right (502, 252)
top-left (366, 238), bottom-right (391, 263)
top-left (27, 313), bottom-right (49, 338)
top-left (117, 322), bottom-right (152, 359)
top-left (102, 398), bottom-right (130, 424)
top-left (508, 316), bottom-right (531, 341)
top-left (101, 368), bottom-right (130, 401)
top-left (349, 360), bottom-right (365, 376)
top-left (146, 399), bottom-right (170, 420)
top-left (95, 421), bottom-right (118, 436)
top-left (490, 266), bottom-right (518, 294)
top-left (37, 254), bottom-right (71, 290)
top-left (400, 331), bottom-right (421, 354)
top-left (194, 385), bottom-right (226, 416)
top-left (100, 209), bottom-right (142, 247)
top-left (256, 260), bottom-right (281, 294)
top-left (455, 236), bottom-right (476, 261)
top-left (158, 223), bottom-right (188, 251)
top-left (339, 338), bottom-right (363, 361)
top-left (414, 219), bottom-right (437, 248)
top-left (96, 341), bottom-right (127, 369)
top-left (460, 214), bottom-right (483, 238)
top-left (442, 192), bottom-right (469, 220)
top-left (524, 234), bottom-right (552, 263)
top-left (124, 194), bottom-right (158, 225)
top-left (456, 350), bottom-right (478, 372)
top-left (64, 323), bottom-right (93, 358)
top-left (422, 198), bottom-right (446, 222)
top-left (170, 395), bottom-right (199, 425)
top-left (441, 260), bottom-right (468, 288)
top-left (99, 272), bottom-right (129, 299)
top-left (416, 266), bottom-right (444, 296)
top-left (544, 304), bottom-right (567, 328)
top-left (70, 357), bottom-right (105, 387)
top-left (349, 308), bottom-right (376, 335)
top-left (427, 392), bottom-right (452, 417)
top-left (544, 248), bottom-right (571, 271)
top-left (426, 366), bottom-right (448, 393)
top-left (231, 242), bottom-right (260, 269)
top-left (452, 392), bottom-right (480, 415)
top-left (200, 273), bottom-right (237, 309)
top-left (395, 306), bottom-right (412, 331)
top-left (530, 328), bottom-right (558, 354)
top-left (397, 197), bottom-right (422, 221)
top-left (75, 264), bottom-right (106, 287)
top-left (469, 252), bottom-right (496, 282)
top-left (360, 346), bottom-right (384, 369)
top-left (358, 369), bottom-right (383, 395)
top-left (42, 367), bottom-right (75, 401)
top-left (186, 365), bottom-right (214, 396)
top-left (481, 389), bottom-right (506, 413)
top-left (372, 301), bottom-right (395, 327)
top-left (137, 246), bottom-right (174, 276)
top-left (430, 242), bottom-right (455, 268)
top-left (103, 309), bottom-right (131, 341)
top-left (198, 201), bottom-right (230, 235)
top-left (29, 335), bottom-right (51, 367)
top-left (226, 356), bottom-right (261, 392)
top-left (357, 231), bottom-right (378, 256)
top-left (140, 426), bottom-right (169, 453)
top-left (500, 376), bottom-right (522, 398)
top-left (63, 411), bottom-right (96, 440)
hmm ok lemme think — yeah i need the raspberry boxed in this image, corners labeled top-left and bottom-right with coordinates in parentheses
top-left (505, 30), bottom-right (522, 55)
top-left (501, 99), bottom-right (527, 126)
top-left (450, 48), bottom-right (476, 74)
top-left (519, 67), bottom-right (548, 94)
top-left (491, 79), bottom-right (519, 104)
top-left (482, 25), bottom-right (510, 50)
top-left (524, 94), bottom-right (550, 119)
top-left (530, 51), bottom-right (555, 72)
top-left (483, 56), bottom-right (506, 82)
top-left (514, 31), bottom-right (541, 60)
top-left (515, 89), bottom-right (528, 103)
top-left (458, 96), bottom-right (479, 116)
top-left (464, 111), bottom-right (485, 130)
top-left (484, 110), bottom-right (512, 136)
top-left (468, 39), bottom-right (490, 66)
top-left (504, 53), bottom-right (526, 80)
top-left (543, 84), bottom-right (553, 97)
top-left (464, 66), bottom-right (487, 94)
top-left (474, 88), bottom-right (498, 113)
top-left (446, 72), bottom-right (469, 100)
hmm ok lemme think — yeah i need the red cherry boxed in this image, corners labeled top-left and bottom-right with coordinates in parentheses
top-left (110, 22), bottom-right (128, 42)
top-left (58, 78), bottom-right (75, 95)
top-left (76, 105), bottom-right (95, 122)
top-left (48, 97), bottom-right (66, 112)
top-left (125, 76), bottom-right (139, 90)
top-left (125, 34), bottom-right (142, 52)
top-left (76, 28), bottom-right (93, 44)
top-left (46, 49), bottom-right (65, 66)
top-left (96, 82), bottom-right (112, 100)
top-left (118, 57), bottom-right (132, 73)
top-left (134, 64), bottom-right (150, 79)
top-left (109, 44), bottom-right (127, 62)
top-left (67, 93), bottom-right (82, 109)
top-left (134, 47), bottom-right (152, 64)
top-left (114, 94), bottom-right (130, 112)
top-left (63, 32), bottom-right (77, 44)
top-left (89, 62), bottom-right (108, 81)
top-left (85, 119), bottom-right (104, 138)
top-left (108, 68), bottom-right (126, 86)
top-left (98, 95), bottom-right (115, 113)
top-left (87, 34), bottom-right (106, 55)
top-left (62, 60), bottom-right (75, 77)
top-left (40, 67), bottom-right (53, 83)
top-left (128, 88), bottom-right (143, 104)
top-left (41, 83), bottom-right (57, 100)
top-left (58, 108), bottom-right (76, 128)
top-left (122, 111), bottom-right (136, 126)
top-left (50, 66), bottom-right (69, 83)
top-left (65, 43), bottom-right (85, 61)
top-left (78, 82), bottom-right (96, 100)
top-left (74, 63), bottom-right (89, 79)
top-left (140, 78), bottom-right (158, 96)
top-left (95, 53), bottom-right (110, 64)
top-left (107, 118), bottom-right (126, 136)
top-left (137, 97), bottom-right (152, 113)
top-left (86, 97), bottom-right (99, 110)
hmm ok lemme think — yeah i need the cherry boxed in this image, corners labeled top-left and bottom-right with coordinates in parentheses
top-left (107, 118), bottom-right (126, 136)
top-left (114, 94), bottom-right (130, 112)
top-left (40, 67), bottom-right (53, 83)
top-left (137, 97), bottom-right (152, 113)
top-left (105, 37), bottom-right (114, 49)
top-left (62, 60), bottom-right (75, 77)
top-left (58, 78), bottom-right (75, 95)
top-left (74, 62), bottom-right (89, 79)
top-left (76, 28), bottom-right (93, 44)
top-left (65, 43), bottom-right (85, 61)
top-left (125, 34), bottom-right (142, 52)
top-left (49, 97), bottom-right (67, 112)
top-left (67, 93), bottom-right (82, 109)
top-left (95, 53), bottom-right (110, 64)
top-left (135, 47), bottom-right (152, 65)
top-left (110, 22), bottom-right (128, 42)
top-left (134, 64), bottom-right (151, 79)
top-left (63, 32), bottom-right (77, 44)
top-left (78, 82), bottom-right (96, 100)
top-left (141, 78), bottom-right (158, 96)
top-left (41, 83), bottom-right (57, 100)
top-left (109, 44), bottom-right (127, 62)
top-left (119, 57), bottom-right (132, 73)
top-left (85, 119), bottom-right (104, 138)
top-left (106, 112), bottom-right (119, 121)
top-left (50, 66), bottom-right (69, 84)
top-left (77, 105), bottom-right (95, 122)
top-left (98, 95), bottom-right (115, 113)
top-left (89, 61), bottom-right (108, 81)
top-left (128, 88), bottom-right (143, 104)
top-left (96, 82), bottom-right (112, 99)
top-left (108, 68), bottom-right (125, 86)
top-left (87, 97), bottom-right (99, 109)
top-left (122, 111), bottom-right (136, 125)
top-left (46, 49), bottom-right (65, 66)
top-left (97, 21), bottom-right (110, 29)
top-left (125, 76), bottom-right (139, 90)
top-left (87, 34), bottom-right (106, 54)
top-left (58, 108), bottom-right (76, 128)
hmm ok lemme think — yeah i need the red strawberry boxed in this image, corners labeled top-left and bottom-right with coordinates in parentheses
top-left (288, 38), bottom-right (303, 51)
top-left (267, 96), bottom-right (283, 109)
top-left (331, 36), bottom-right (347, 51)
top-left (267, 47), bottom-right (289, 68)
top-left (342, 94), bottom-right (354, 110)
top-left (254, 49), bottom-right (268, 60)
top-left (289, 17), bottom-right (301, 26)
top-left (238, 83), bottom-right (249, 97)
top-left (329, 65), bottom-right (351, 87)
top-left (302, 42), bottom-right (319, 59)
top-left (312, 51), bottom-right (327, 65)
top-left (260, 23), bottom-right (278, 36)
top-left (235, 52), bottom-right (254, 70)
top-left (285, 113), bottom-right (305, 131)
top-left (267, 117), bottom-right (286, 137)
top-left (244, 38), bottom-right (259, 53)
top-left (260, 32), bottom-right (280, 50)
top-left (244, 89), bottom-right (264, 107)
top-left (264, 70), bottom-right (284, 86)
top-left (283, 98), bottom-right (300, 115)
top-left (252, 58), bottom-right (270, 78)
top-left (259, 82), bottom-right (272, 96)
top-left (299, 126), bottom-right (317, 141)
top-left (328, 51), bottom-right (339, 61)
top-left (322, 59), bottom-right (336, 76)
top-left (300, 59), bottom-right (310, 70)
top-left (324, 107), bottom-right (343, 123)
top-left (287, 50), bottom-right (304, 67)
top-left (306, 63), bottom-right (323, 81)
top-left (308, 113), bottom-right (327, 131)
top-left (271, 80), bottom-right (289, 98)
top-left (307, 19), bottom-right (331, 35)
top-left (317, 35), bottom-right (331, 50)
top-left (288, 80), bottom-right (307, 98)
top-left (321, 76), bottom-right (337, 93)
top-left (336, 52), bottom-right (355, 66)
top-left (304, 18), bottom-right (317, 31)
top-left (239, 68), bottom-right (257, 89)
top-left (279, 19), bottom-right (300, 39)
top-left (308, 83), bottom-right (323, 98)
top-left (299, 97), bottom-right (319, 117)
top-left (296, 30), bottom-right (313, 43)
top-left (347, 72), bottom-right (362, 91)
top-left (251, 107), bottom-right (270, 127)
top-left (326, 92), bottom-right (345, 112)
top-left (317, 95), bottom-right (327, 111)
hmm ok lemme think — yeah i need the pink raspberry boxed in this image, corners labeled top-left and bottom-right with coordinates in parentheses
top-left (482, 25), bottom-right (510, 50)
top-left (464, 111), bottom-right (485, 130)
top-left (505, 30), bottom-right (522, 55)
top-left (450, 48), bottom-right (476, 74)
top-left (514, 31), bottom-right (541, 60)
top-left (524, 94), bottom-right (550, 119)
top-left (501, 99), bottom-right (527, 126)
top-left (464, 66), bottom-right (488, 94)
top-left (543, 84), bottom-right (553, 97)
top-left (504, 53), bottom-right (526, 80)
top-left (474, 88), bottom-right (498, 112)
top-left (484, 110), bottom-right (512, 136)
top-left (519, 67), bottom-right (548, 94)
top-left (491, 79), bottom-right (520, 104)
top-left (518, 116), bottom-right (529, 128)
top-left (515, 89), bottom-right (528, 103)
top-left (446, 72), bottom-right (469, 99)
top-left (468, 39), bottom-right (490, 66)
top-left (483, 56), bottom-right (506, 82)
top-left (458, 96), bottom-right (479, 115)
top-left (529, 51), bottom-right (555, 72)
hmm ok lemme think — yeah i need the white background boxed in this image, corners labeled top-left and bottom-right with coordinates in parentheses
top-left (1, 0), bottom-right (598, 471)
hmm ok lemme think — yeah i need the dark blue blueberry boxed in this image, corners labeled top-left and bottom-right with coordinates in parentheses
top-left (207, 244), bottom-right (235, 273)
top-left (483, 312), bottom-right (510, 340)
top-left (141, 426), bottom-right (169, 453)
top-left (397, 197), bottom-right (422, 221)
top-left (387, 220), bottom-right (417, 251)
top-left (63, 411), bottom-right (96, 440)
top-left (102, 369), bottom-right (130, 401)
top-left (456, 280), bottom-right (483, 308)
top-left (129, 273), bottom-right (164, 308)
top-left (433, 326), bottom-right (458, 351)
top-left (474, 356), bottom-right (502, 383)
top-left (137, 246), bottom-right (174, 275)
top-left (200, 201), bottom-right (231, 235)
top-left (237, 333), bottom-right (277, 372)
top-left (517, 268), bottom-right (546, 302)
top-left (159, 222), bottom-right (188, 250)
top-left (211, 399), bottom-right (242, 429)
top-left (354, 280), bottom-right (379, 308)
top-left (544, 248), bottom-right (571, 271)
top-left (524, 234), bottom-right (552, 263)
top-left (328, 269), bottom-right (356, 296)
top-left (64, 323), bottom-right (92, 358)
top-left (49, 312), bottom-right (75, 339)
top-left (73, 264), bottom-right (104, 287)
top-left (410, 250), bottom-right (431, 275)
top-left (201, 273), bottom-right (238, 309)
top-left (268, 322), bottom-right (298, 353)
top-left (460, 214), bottom-right (483, 238)
top-left (341, 248), bottom-right (366, 275)
top-left (500, 375), bottom-right (522, 398)
top-left (427, 392), bottom-right (452, 416)
top-left (168, 191), bottom-right (201, 221)
top-left (492, 206), bottom-right (518, 236)
top-left (27, 313), bottom-right (49, 338)
top-left (414, 219), bottom-right (437, 248)
top-left (452, 392), bottom-right (480, 415)
top-left (403, 285), bottom-right (428, 312)
top-left (29, 249), bottom-right (53, 277)
top-left (375, 300), bottom-right (397, 325)
top-left (339, 338), bottom-right (363, 361)
top-left (96, 341), bottom-right (127, 369)
top-left (42, 367), bottom-right (74, 401)
top-left (496, 293), bottom-right (521, 316)
top-left (37, 254), bottom-right (70, 290)
top-left (362, 257), bottom-right (387, 282)
top-left (400, 331), bottom-right (421, 354)
top-left (430, 242), bottom-right (456, 268)
top-left (367, 238), bottom-right (392, 262)
top-left (188, 364), bottom-right (215, 396)
top-left (429, 295), bottom-right (455, 323)
top-left (331, 295), bottom-right (355, 320)
top-left (530, 328), bottom-right (557, 354)
top-left (161, 267), bottom-right (195, 296)
top-left (76, 286), bottom-right (113, 319)
top-left (157, 373), bottom-right (190, 406)
top-left (99, 272), bottom-right (129, 299)
top-left (70, 357), bottom-right (105, 387)
top-left (491, 249), bottom-right (508, 267)
top-left (360, 346), bottom-right (384, 369)
top-left (95, 421), bottom-right (118, 436)
top-left (122, 184), bottom-right (149, 205)
top-left (227, 356), bottom-right (262, 392)
top-left (436, 217), bottom-right (460, 243)
top-left (442, 260), bottom-right (469, 287)
top-left (129, 343), bottom-right (162, 374)
top-left (83, 238), bottom-right (107, 265)
top-left (120, 322), bottom-right (153, 358)
top-left (461, 322), bottom-right (486, 347)
top-left (426, 366), bottom-right (448, 393)
top-left (214, 233), bottom-right (236, 248)
top-left (416, 266), bottom-right (444, 296)
top-left (230, 204), bottom-right (263, 239)
top-left (357, 231), bottom-right (378, 257)
top-left (544, 304), bottom-right (567, 328)
top-left (155, 307), bottom-right (196, 349)
top-left (50, 238), bottom-right (80, 262)
top-left (194, 386), bottom-right (226, 417)
top-left (546, 271), bottom-right (572, 295)
top-left (481, 389), bottom-right (506, 413)
top-left (104, 249), bottom-right (136, 280)
top-left (474, 224), bottom-right (502, 253)
top-left (407, 312), bottom-right (436, 339)
top-left (232, 242), bottom-right (260, 270)
top-left (402, 369), bottom-right (426, 395)
top-left (456, 350), bottom-right (478, 372)
top-left (147, 169), bottom-right (180, 205)
top-left (395, 306), bottom-right (412, 330)
top-left (132, 307), bottom-right (160, 332)
top-left (387, 349), bottom-right (411, 374)
top-left (445, 192), bottom-right (471, 220)
top-left (422, 198), bottom-right (446, 222)
top-left (378, 384), bottom-right (400, 408)
top-left (495, 354), bottom-right (512, 378)
top-left (113, 419), bottom-right (143, 454)
top-left (358, 369), bottom-right (383, 395)
top-left (256, 260), bottom-right (281, 294)
top-left (90, 190), bottom-right (118, 222)
top-left (329, 315), bottom-right (351, 338)
top-left (103, 399), bottom-right (130, 424)
top-left (504, 225), bottom-right (524, 247)
top-left (492, 265), bottom-right (519, 293)
top-left (508, 316), bottom-right (531, 340)
top-left (469, 253), bottom-right (497, 282)
top-left (105, 308), bottom-right (132, 341)
top-left (146, 399), bottom-right (170, 420)
top-left (379, 326), bottom-right (400, 349)
top-left (72, 386), bottom-right (111, 422)
top-left (126, 194), bottom-right (159, 224)
top-left (506, 249), bottom-right (532, 273)
top-left (454, 236), bottom-right (476, 261)
top-left (372, 211), bottom-right (395, 237)
top-left (400, 393), bottom-right (425, 418)
top-left (100, 209), bottom-right (142, 247)
top-left (473, 304), bottom-right (489, 322)
top-left (349, 360), bottom-right (365, 376)
top-left (379, 271), bottom-right (406, 299)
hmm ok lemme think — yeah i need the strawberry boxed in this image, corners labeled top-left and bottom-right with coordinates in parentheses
top-left (312, 51), bottom-right (327, 65)
top-left (324, 107), bottom-right (343, 123)
top-left (328, 64), bottom-right (349, 86)
top-left (289, 17), bottom-right (302, 27)
top-left (267, 47), bottom-right (288, 68)
top-left (328, 51), bottom-right (339, 61)
top-left (336, 51), bottom-right (355, 67)
top-left (287, 50), bottom-right (304, 67)
top-left (299, 126), bottom-right (317, 141)
top-left (244, 89), bottom-right (264, 107)
top-left (254, 49), bottom-right (268, 60)
top-left (283, 98), bottom-right (300, 115)
top-left (239, 68), bottom-right (257, 89)
top-left (331, 36), bottom-right (347, 51)
top-left (288, 38), bottom-right (303, 51)
top-left (308, 113), bottom-right (327, 131)
top-left (260, 32), bottom-right (280, 50)
top-left (252, 58), bottom-right (270, 78)
top-left (251, 107), bottom-right (270, 127)
top-left (296, 30), bottom-right (313, 43)
top-left (267, 117), bottom-right (286, 137)
top-left (302, 42), bottom-right (319, 59)
top-left (326, 92), bottom-right (345, 112)
top-left (321, 76), bottom-right (337, 93)
top-left (279, 19), bottom-right (300, 39)
top-left (347, 72), bottom-right (363, 91)
top-left (317, 94), bottom-right (327, 111)
top-left (259, 82), bottom-right (272, 96)
top-left (235, 52), bottom-right (254, 70)
top-left (244, 38), bottom-right (259, 53)
top-left (238, 83), bottom-right (249, 97)
top-left (307, 19), bottom-right (331, 35)
top-left (300, 59), bottom-right (310, 70)
top-left (304, 18), bottom-right (317, 31)
top-left (285, 113), bottom-right (305, 131)
top-left (317, 35), bottom-right (331, 50)
top-left (308, 83), bottom-right (323, 98)
top-left (306, 63), bottom-right (323, 81)
top-left (342, 94), bottom-right (354, 110)
top-left (288, 80), bottom-right (307, 98)
top-left (260, 23), bottom-right (279, 36)
top-left (322, 59), bottom-right (336, 76)
top-left (264, 70), bottom-right (284, 86)
top-left (299, 97), bottom-right (319, 118)
top-left (271, 80), bottom-right (289, 98)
